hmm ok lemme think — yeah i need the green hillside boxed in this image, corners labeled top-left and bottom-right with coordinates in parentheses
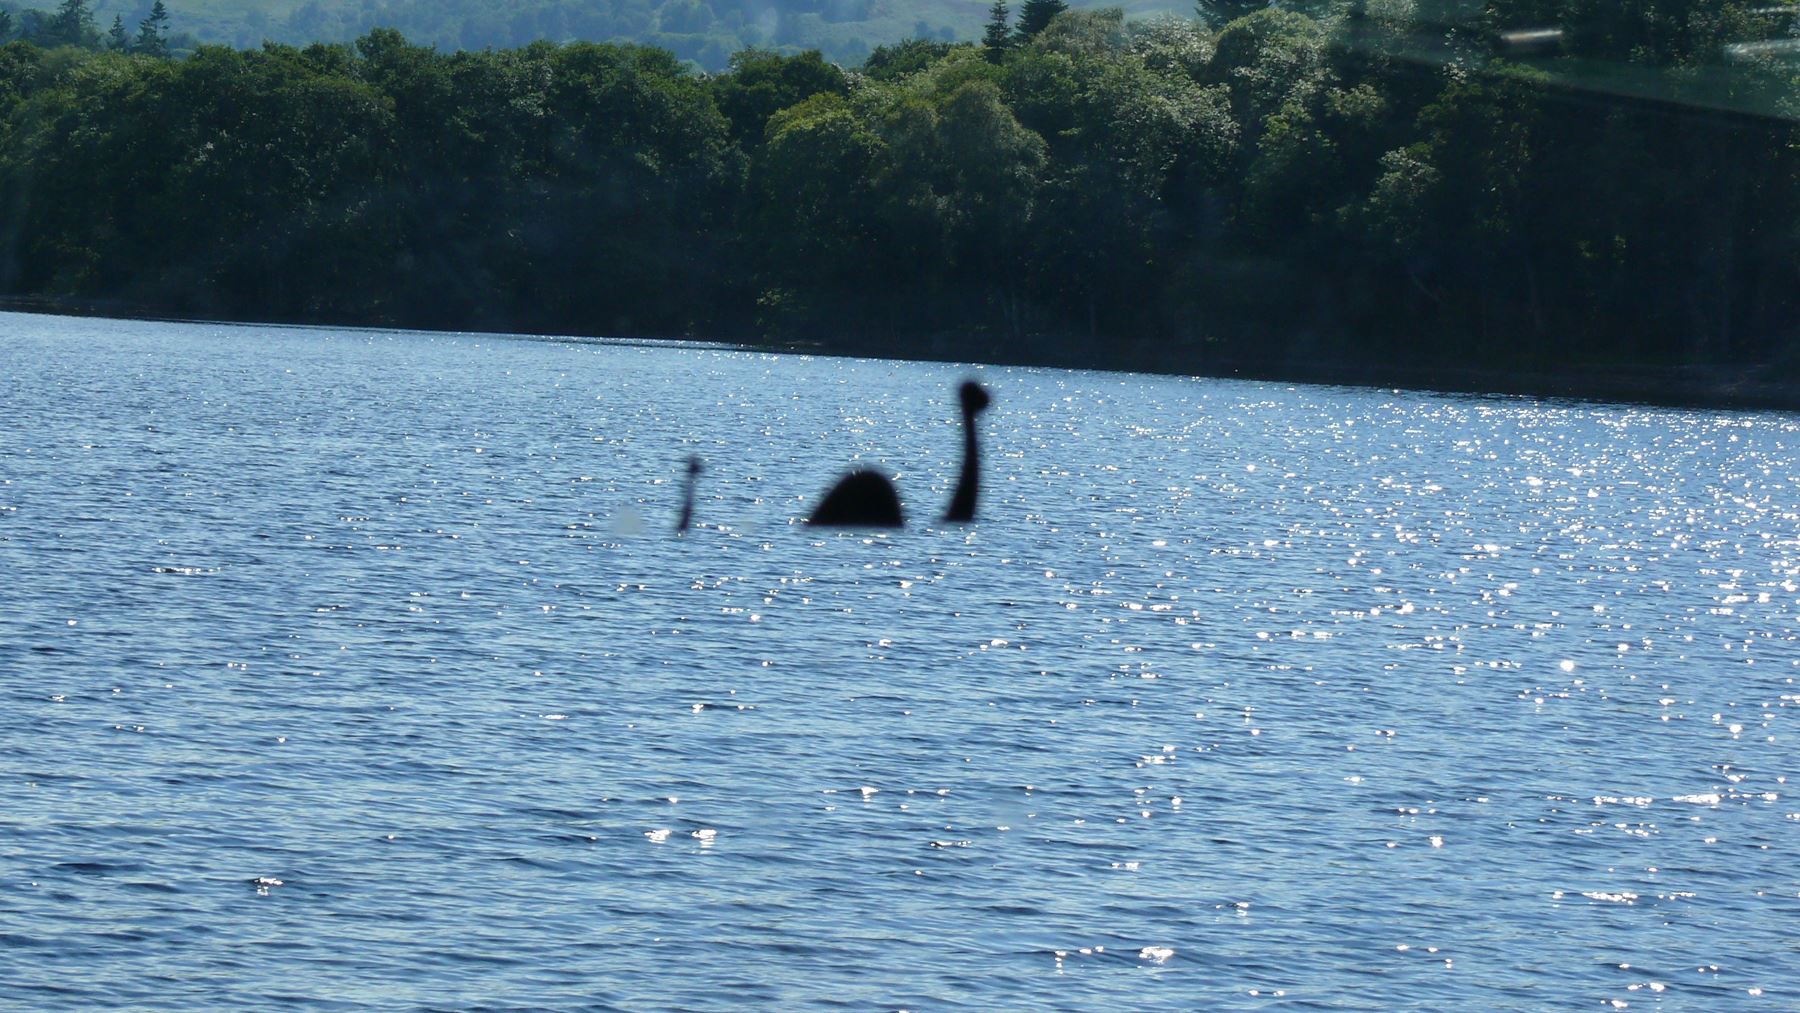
top-left (2, 0), bottom-right (1187, 66)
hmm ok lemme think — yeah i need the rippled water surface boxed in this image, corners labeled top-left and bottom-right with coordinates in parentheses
top-left (2, 311), bottom-right (1798, 1009)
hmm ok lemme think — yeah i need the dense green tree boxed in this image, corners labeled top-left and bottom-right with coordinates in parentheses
top-left (1558, 0), bottom-right (1767, 65)
top-left (1003, 10), bottom-right (1232, 342)
top-left (536, 41), bottom-right (739, 334)
top-left (926, 79), bottom-right (1045, 337)
top-left (861, 38), bottom-right (960, 80)
top-left (1014, 0), bottom-right (1067, 40)
top-left (137, 0), bottom-right (170, 57)
top-left (750, 91), bottom-right (883, 333)
top-left (1199, 0), bottom-right (1268, 29)
top-left (2, 18), bottom-right (1800, 389)
top-left (709, 48), bottom-right (847, 149)
top-left (0, 11), bottom-right (14, 42)
top-left (982, 1), bottom-right (1010, 62)
top-left (42, 0), bottom-right (97, 48)
top-left (840, 59), bottom-right (1048, 342)
top-left (1127, 15), bottom-right (1210, 79)
top-left (1208, 8), bottom-right (1330, 148)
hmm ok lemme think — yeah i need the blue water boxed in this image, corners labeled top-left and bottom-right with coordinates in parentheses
top-left (1, 310), bottom-right (1796, 1009)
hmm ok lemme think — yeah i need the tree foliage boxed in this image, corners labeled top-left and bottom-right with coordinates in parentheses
top-left (982, 1), bottom-right (1011, 63)
top-left (41, 0), bottom-right (97, 49)
top-left (711, 48), bottom-right (847, 147)
top-left (1015, 0), bottom-right (1069, 40)
top-left (137, 0), bottom-right (171, 57)
top-left (1199, 0), bottom-right (1267, 30)
top-left (1, 7), bottom-right (1798, 379)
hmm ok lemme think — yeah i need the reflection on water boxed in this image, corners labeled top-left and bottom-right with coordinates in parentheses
top-left (1, 311), bottom-right (1796, 1009)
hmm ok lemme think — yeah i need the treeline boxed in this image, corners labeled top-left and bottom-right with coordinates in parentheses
top-left (271, 0), bottom-right (933, 71)
top-left (1, 0), bottom-right (185, 55)
top-left (4, 0), bottom-right (986, 70)
top-left (3, 3), bottom-right (1800, 384)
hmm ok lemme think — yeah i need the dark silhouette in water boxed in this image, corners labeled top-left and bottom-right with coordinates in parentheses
top-left (807, 380), bottom-right (990, 527)
top-left (676, 456), bottom-right (702, 533)
top-left (942, 380), bottom-right (990, 523)
top-left (809, 469), bottom-right (905, 527)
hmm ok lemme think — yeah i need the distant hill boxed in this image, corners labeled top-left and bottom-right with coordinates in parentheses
top-left (4, 0), bottom-right (1187, 67)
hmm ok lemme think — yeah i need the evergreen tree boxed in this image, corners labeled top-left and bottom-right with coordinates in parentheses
top-left (107, 14), bottom-right (127, 51)
top-left (1199, 0), bottom-right (1269, 28)
top-left (0, 10), bottom-right (13, 42)
top-left (983, 1), bottom-right (1012, 62)
top-left (1015, 0), bottom-right (1067, 40)
top-left (136, 0), bottom-right (169, 57)
top-left (44, 0), bottom-right (98, 48)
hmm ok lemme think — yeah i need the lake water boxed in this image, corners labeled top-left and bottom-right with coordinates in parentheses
top-left (1, 310), bottom-right (1796, 1009)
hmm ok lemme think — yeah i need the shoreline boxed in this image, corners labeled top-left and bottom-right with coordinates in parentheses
top-left (6, 297), bottom-right (1797, 415)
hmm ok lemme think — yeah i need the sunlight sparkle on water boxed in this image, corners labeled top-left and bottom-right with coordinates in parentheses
top-left (1, 314), bottom-right (1797, 1008)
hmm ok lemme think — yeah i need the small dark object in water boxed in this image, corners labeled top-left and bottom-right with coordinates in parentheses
top-left (676, 456), bottom-right (703, 534)
top-left (942, 380), bottom-right (991, 523)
